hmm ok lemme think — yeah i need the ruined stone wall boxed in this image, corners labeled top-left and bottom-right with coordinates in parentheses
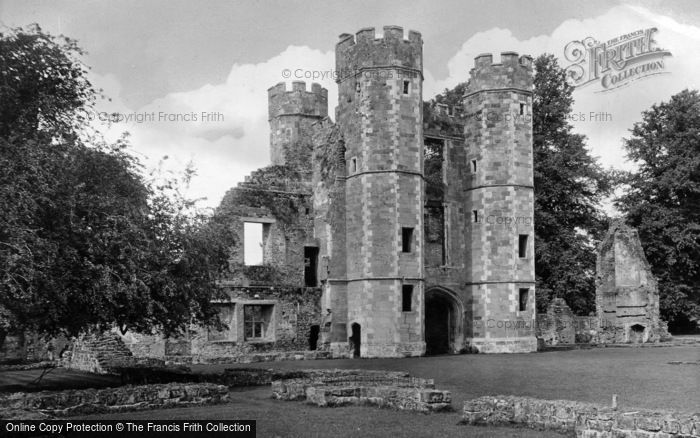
top-left (64, 332), bottom-right (134, 374)
top-left (536, 297), bottom-right (576, 345)
top-left (462, 53), bottom-right (537, 353)
top-left (462, 395), bottom-right (699, 437)
top-left (0, 383), bottom-right (228, 417)
top-left (0, 333), bottom-right (69, 363)
top-left (217, 165), bottom-right (316, 287)
top-left (335, 26), bottom-right (425, 357)
top-left (312, 120), bottom-right (349, 354)
top-left (125, 286), bottom-right (323, 362)
top-left (596, 221), bottom-right (670, 343)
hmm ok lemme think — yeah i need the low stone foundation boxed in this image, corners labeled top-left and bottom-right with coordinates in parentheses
top-left (164, 350), bottom-right (341, 365)
top-left (0, 383), bottom-right (229, 418)
top-left (273, 369), bottom-right (451, 412)
top-left (461, 395), bottom-right (699, 437)
top-left (467, 337), bottom-right (538, 353)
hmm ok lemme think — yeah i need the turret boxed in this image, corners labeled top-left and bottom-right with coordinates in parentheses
top-left (267, 81), bottom-right (328, 168)
top-left (331, 26), bottom-right (425, 358)
top-left (463, 52), bottom-right (537, 353)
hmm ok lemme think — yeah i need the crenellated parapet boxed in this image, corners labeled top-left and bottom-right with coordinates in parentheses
top-left (335, 26), bottom-right (422, 83)
top-left (466, 52), bottom-right (533, 94)
top-left (268, 81), bottom-right (328, 120)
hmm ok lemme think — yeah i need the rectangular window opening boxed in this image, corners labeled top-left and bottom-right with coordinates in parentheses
top-left (244, 304), bottom-right (273, 340)
top-left (518, 234), bottom-right (528, 258)
top-left (518, 288), bottom-right (529, 311)
top-left (304, 246), bottom-right (319, 287)
top-left (519, 103), bottom-right (525, 115)
top-left (244, 222), bottom-right (264, 266)
top-left (473, 210), bottom-right (478, 223)
top-left (471, 159), bottom-right (477, 173)
top-left (402, 285), bottom-right (413, 312)
top-left (403, 80), bottom-right (410, 94)
top-left (208, 304), bottom-right (236, 342)
top-left (401, 227), bottom-right (414, 253)
top-left (351, 157), bottom-right (357, 173)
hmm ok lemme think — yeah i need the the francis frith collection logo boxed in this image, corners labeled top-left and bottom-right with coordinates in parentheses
top-left (563, 27), bottom-right (672, 92)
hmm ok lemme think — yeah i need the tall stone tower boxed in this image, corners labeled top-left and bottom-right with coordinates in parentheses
top-left (268, 81), bottom-right (328, 170)
top-left (463, 52), bottom-right (537, 353)
top-left (334, 26), bottom-right (425, 357)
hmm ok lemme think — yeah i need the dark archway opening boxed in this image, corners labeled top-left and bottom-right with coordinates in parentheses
top-left (350, 323), bottom-right (361, 358)
top-left (308, 325), bottom-right (320, 350)
top-left (629, 324), bottom-right (645, 344)
top-left (425, 289), bottom-right (461, 355)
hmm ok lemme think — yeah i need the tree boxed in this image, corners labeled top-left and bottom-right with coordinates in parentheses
top-left (530, 54), bottom-right (612, 314)
top-left (0, 25), bottom-right (233, 340)
top-left (615, 89), bottom-right (700, 332)
top-left (425, 55), bottom-right (612, 315)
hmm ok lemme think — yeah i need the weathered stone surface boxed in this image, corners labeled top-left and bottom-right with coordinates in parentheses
top-left (461, 396), bottom-right (698, 438)
top-left (537, 297), bottom-right (577, 345)
top-left (595, 221), bottom-right (671, 344)
top-left (111, 26), bottom-right (538, 361)
top-left (0, 383), bottom-right (228, 418)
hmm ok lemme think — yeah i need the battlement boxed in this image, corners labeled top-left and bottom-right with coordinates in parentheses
top-left (268, 81), bottom-right (328, 120)
top-left (467, 52), bottom-right (534, 94)
top-left (335, 26), bottom-right (422, 83)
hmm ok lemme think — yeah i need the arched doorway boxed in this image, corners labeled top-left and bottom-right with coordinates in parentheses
top-left (425, 287), bottom-right (463, 355)
top-left (350, 323), bottom-right (361, 358)
top-left (629, 324), bottom-right (645, 344)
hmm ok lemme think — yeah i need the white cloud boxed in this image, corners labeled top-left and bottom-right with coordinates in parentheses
top-left (91, 46), bottom-right (336, 208)
top-left (423, 5), bottom-right (700, 172)
top-left (89, 5), bottom-right (699, 209)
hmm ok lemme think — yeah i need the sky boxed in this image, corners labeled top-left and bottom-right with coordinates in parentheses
top-left (2, 0), bottom-right (699, 209)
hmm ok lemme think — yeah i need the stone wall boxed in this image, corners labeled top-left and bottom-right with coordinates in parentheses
top-left (273, 369), bottom-right (451, 413)
top-left (0, 383), bottom-right (228, 418)
top-left (63, 332), bottom-right (134, 374)
top-left (0, 333), bottom-right (69, 363)
top-left (596, 221), bottom-right (671, 344)
top-left (462, 395), bottom-right (699, 437)
top-left (536, 298), bottom-right (576, 345)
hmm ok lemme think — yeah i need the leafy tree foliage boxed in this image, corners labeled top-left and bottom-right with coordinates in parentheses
top-left (531, 54), bottom-right (612, 314)
top-left (615, 89), bottom-right (700, 331)
top-left (0, 25), bottom-right (233, 339)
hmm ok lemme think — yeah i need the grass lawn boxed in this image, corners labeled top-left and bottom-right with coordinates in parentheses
top-left (3, 346), bottom-right (698, 437)
top-left (77, 387), bottom-right (563, 438)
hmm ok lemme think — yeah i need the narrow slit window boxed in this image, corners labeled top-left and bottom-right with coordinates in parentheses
top-left (518, 288), bottom-right (529, 311)
top-left (351, 157), bottom-right (357, 173)
top-left (402, 285), bottom-right (413, 312)
top-left (471, 159), bottom-right (477, 173)
top-left (403, 80), bottom-right (410, 94)
top-left (519, 103), bottom-right (525, 115)
top-left (518, 234), bottom-right (528, 258)
top-left (401, 227), bottom-right (414, 253)
top-left (473, 210), bottom-right (478, 223)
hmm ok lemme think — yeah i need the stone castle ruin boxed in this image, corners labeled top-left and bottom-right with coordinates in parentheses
top-left (177, 25), bottom-right (538, 359)
top-left (595, 221), bottom-right (670, 343)
top-left (58, 25), bottom-right (540, 362)
top-left (2, 27), bottom-right (673, 366)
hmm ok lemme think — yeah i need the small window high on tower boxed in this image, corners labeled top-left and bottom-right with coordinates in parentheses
top-left (473, 210), bottom-right (479, 223)
top-left (471, 159), bottom-right (477, 173)
top-left (518, 234), bottom-right (528, 258)
top-left (403, 80), bottom-right (410, 94)
top-left (401, 227), bottom-right (414, 253)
